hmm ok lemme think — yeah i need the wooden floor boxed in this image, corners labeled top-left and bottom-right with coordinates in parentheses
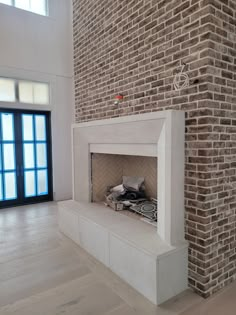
top-left (0, 202), bottom-right (236, 315)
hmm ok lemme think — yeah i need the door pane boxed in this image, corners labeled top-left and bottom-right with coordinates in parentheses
top-left (35, 115), bottom-right (46, 141)
top-left (2, 113), bottom-right (14, 141)
top-left (22, 115), bottom-right (34, 141)
top-left (24, 171), bottom-right (36, 197)
top-left (37, 170), bottom-right (47, 195)
top-left (23, 144), bottom-right (35, 169)
top-left (0, 78), bottom-right (16, 102)
top-left (3, 144), bottom-right (15, 170)
top-left (36, 143), bottom-right (47, 168)
top-left (4, 172), bottom-right (17, 200)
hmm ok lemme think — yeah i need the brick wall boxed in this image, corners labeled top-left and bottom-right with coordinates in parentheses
top-left (189, 0), bottom-right (236, 297)
top-left (73, 0), bottom-right (236, 298)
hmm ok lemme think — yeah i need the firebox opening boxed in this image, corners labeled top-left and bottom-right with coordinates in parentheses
top-left (91, 153), bottom-right (158, 225)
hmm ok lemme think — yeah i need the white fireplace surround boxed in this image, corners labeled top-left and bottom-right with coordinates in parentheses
top-left (58, 110), bottom-right (188, 304)
top-left (73, 110), bottom-right (185, 245)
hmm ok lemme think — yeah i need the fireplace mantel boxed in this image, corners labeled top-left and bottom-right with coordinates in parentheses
top-left (72, 110), bottom-right (185, 246)
top-left (58, 110), bottom-right (188, 305)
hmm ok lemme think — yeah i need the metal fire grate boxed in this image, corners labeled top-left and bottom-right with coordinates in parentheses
top-left (130, 199), bottom-right (158, 222)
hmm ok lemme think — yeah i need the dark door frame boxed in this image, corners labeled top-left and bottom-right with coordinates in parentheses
top-left (0, 108), bottom-right (53, 209)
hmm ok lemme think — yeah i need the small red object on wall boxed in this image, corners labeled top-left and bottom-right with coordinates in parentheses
top-left (114, 94), bottom-right (124, 105)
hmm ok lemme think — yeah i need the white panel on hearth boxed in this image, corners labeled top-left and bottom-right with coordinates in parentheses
top-left (79, 216), bottom-right (109, 267)
top-left (109, 234), bottom-right (157, 304)
top-left (58, 206), bottom-right (80, 244)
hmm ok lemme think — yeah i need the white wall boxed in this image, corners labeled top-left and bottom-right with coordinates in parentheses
top-left (0, 0), bottom-right (74, 200)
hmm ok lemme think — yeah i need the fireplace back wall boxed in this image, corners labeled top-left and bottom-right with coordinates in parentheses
top-left (91, 153), bottom-right (157, 202)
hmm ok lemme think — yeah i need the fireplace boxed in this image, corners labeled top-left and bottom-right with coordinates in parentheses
top-left (91, 153), bottom-right (158, 222)
top-left (58, 110), bottom-right (188, 304)
top-left (91, 154), bottom-right (157, 202)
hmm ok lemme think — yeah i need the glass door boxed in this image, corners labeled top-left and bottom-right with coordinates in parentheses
top-left (0, 109), bottom-right (52, 208)
top-left (0, 112), bottom-right (18, 204)
top-left (21, 113), bottom-right (52, 203)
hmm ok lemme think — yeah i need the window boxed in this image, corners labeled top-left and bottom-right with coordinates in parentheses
top-left (0, 78), bottom-right (50, 105)
top-left (0, 0), bottom-right (48, 16)
top-left (19, 81), bottom-right (49, 105)
top-left (0, 78), bottom-right (16, 102)
top-left (0, 0), bottom-right (12, 5)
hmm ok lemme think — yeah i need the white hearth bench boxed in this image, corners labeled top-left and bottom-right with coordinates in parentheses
top-left (58, 200), bottom-right (188, 305)
top-left (58, 110), bottom-right (188, 305)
